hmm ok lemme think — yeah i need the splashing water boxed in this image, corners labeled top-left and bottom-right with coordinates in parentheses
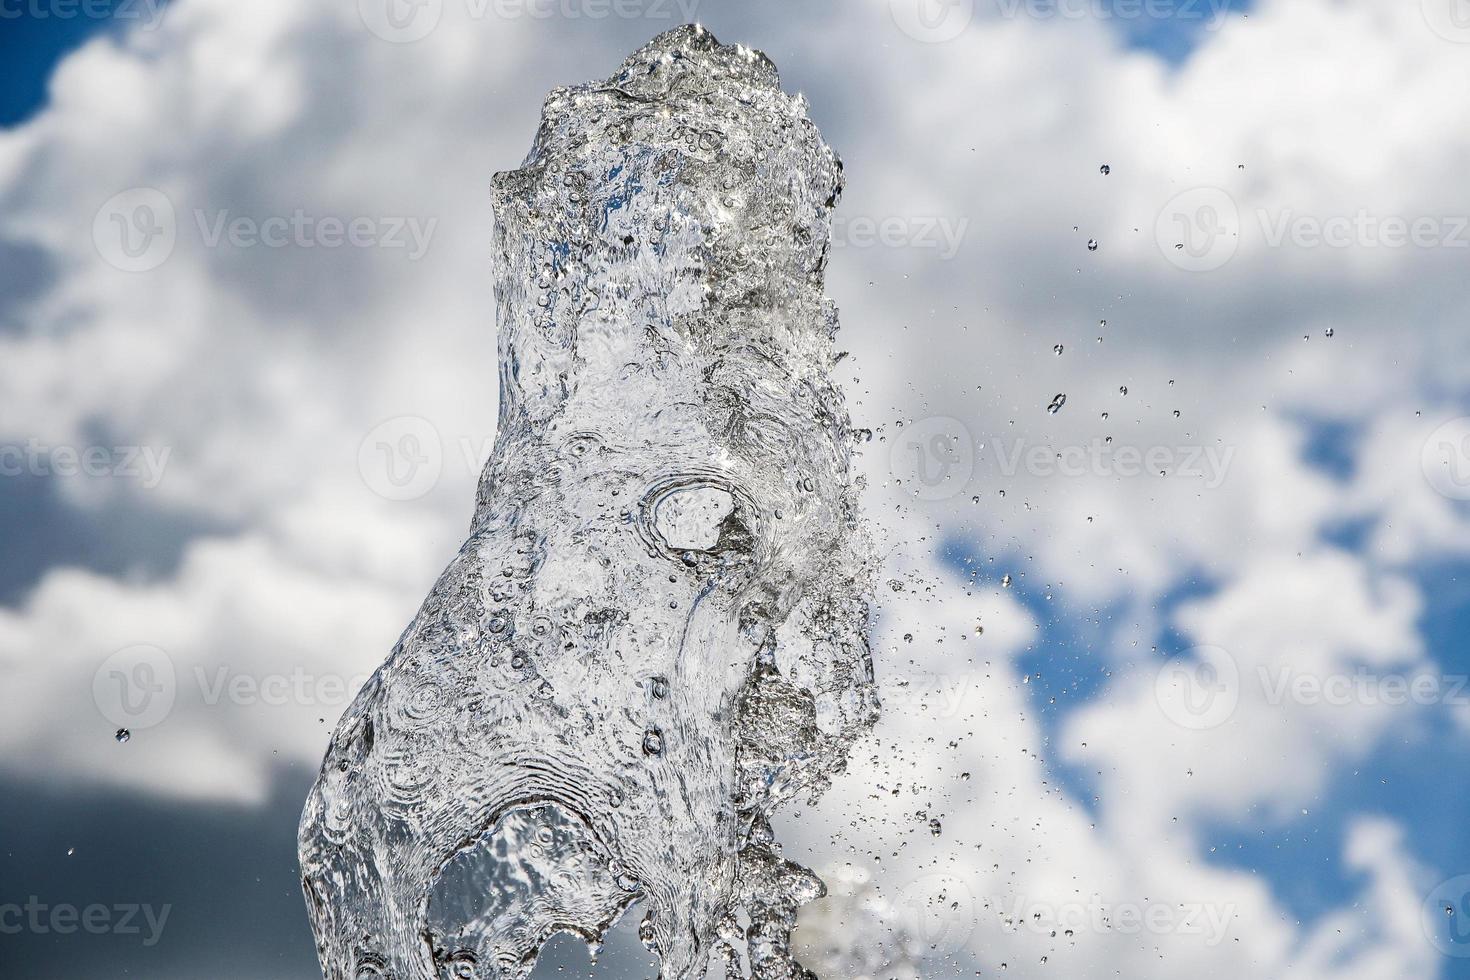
top-left (299, 26), bottom-right (878, 980)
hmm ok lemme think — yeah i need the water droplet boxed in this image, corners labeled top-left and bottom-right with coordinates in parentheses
top-left (928, 818), bottom-right (942, 836)
top-left (1053, 344), bottom-right (1064, 355)
top-left (114, 728), bottom-right (131, 744)
top-left (1087, 239), bottom-right (1099, 251)
top-left (1099, 164), bottom-right (1110, 175)
top-left (1046, 393), bottom-right (1067, 414)
top-left (1118, 385), bottom-right (1128, 396)
top-left (1001, 574), bottom-right (1012, 588)
top-left (642, 729), bottom-right (664, 756)
top-left (651, 676), bottom-right (669, 700)
top-left (638, 914), bottom-right (659, 953)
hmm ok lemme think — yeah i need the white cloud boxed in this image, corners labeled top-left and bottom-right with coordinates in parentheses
top-left (0, 0), bottom-right (1466, 976)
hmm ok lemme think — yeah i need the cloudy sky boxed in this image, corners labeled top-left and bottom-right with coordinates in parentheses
top-left (3, 0), bottom-right (1470, 976)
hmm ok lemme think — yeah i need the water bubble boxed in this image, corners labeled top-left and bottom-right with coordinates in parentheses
top-left (642, 729), bottom-right (665, 757)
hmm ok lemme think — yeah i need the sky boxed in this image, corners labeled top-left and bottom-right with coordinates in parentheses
top-left (3, 0), bottom-right (1470, 977)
